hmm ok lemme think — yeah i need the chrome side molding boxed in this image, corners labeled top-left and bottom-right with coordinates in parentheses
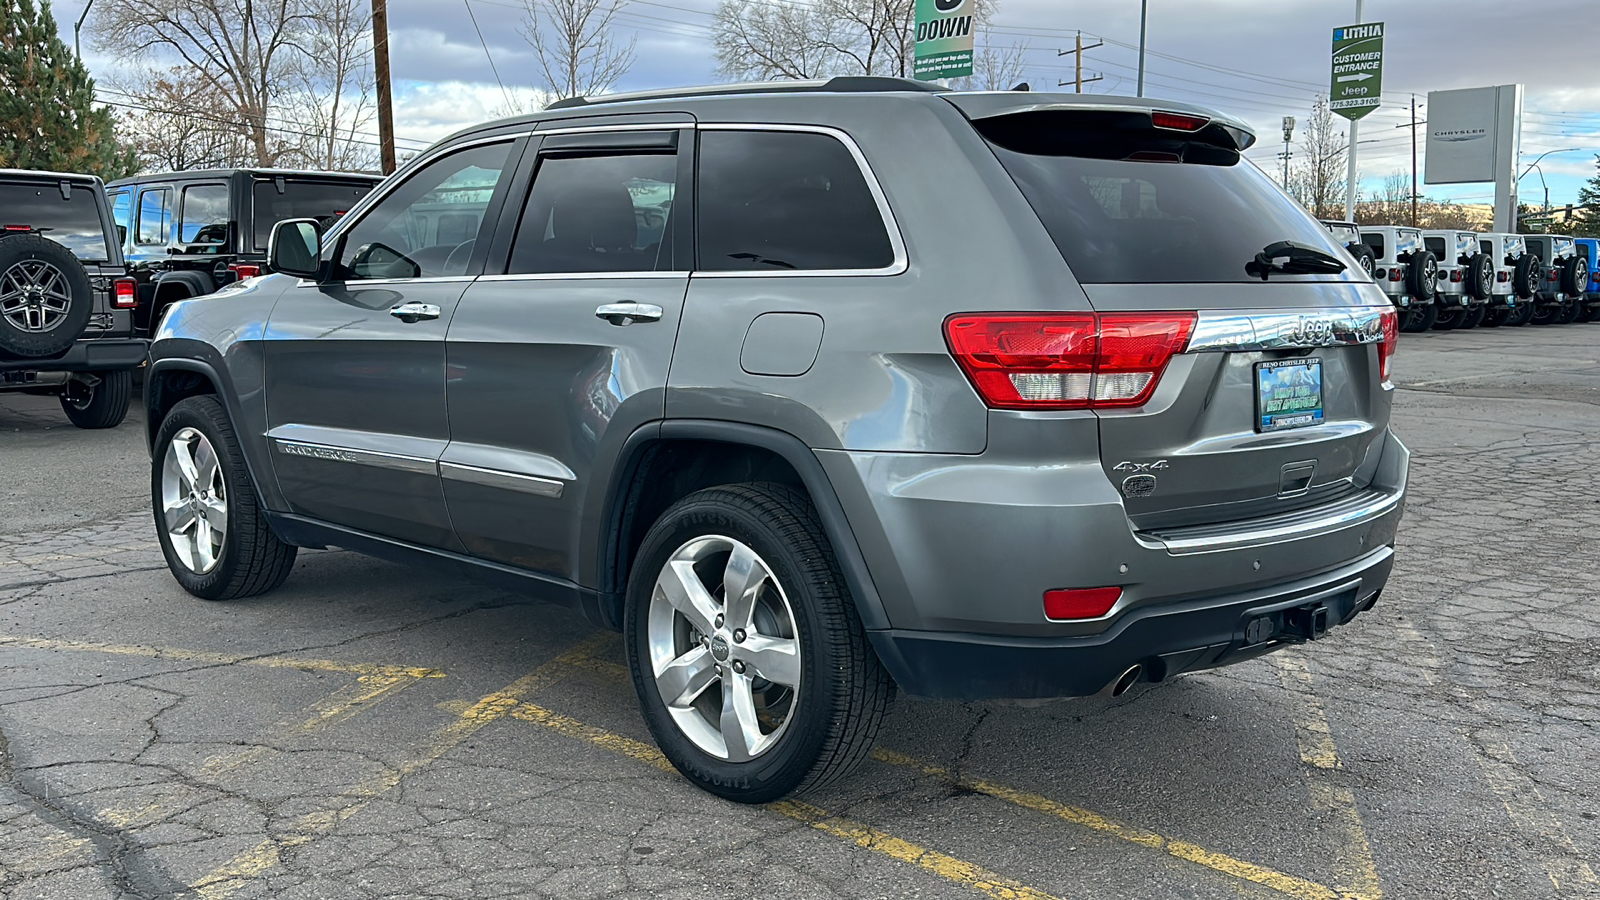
top-left (1187, 307), bottom-right (1389, 353)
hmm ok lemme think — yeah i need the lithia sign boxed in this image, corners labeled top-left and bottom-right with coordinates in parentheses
top-left (914, 0), bottom-right (975, 81)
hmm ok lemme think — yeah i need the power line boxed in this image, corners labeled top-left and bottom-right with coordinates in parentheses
top-left (463, 0), bottom-right (515, 109)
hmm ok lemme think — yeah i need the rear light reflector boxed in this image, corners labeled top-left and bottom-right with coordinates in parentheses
top-left (1378, 308), bottom-right (1398, 383)
top-left (944, 312), bottom-right (1195, 410)
top-left (1151, 111), bottom-right (1209, 132)
top-left (4, 224), bottom-right (32, 231)
top-left (112, 278), bottom-right (138, 309)
top-left (1044, 587), bottom-right (1123, 620)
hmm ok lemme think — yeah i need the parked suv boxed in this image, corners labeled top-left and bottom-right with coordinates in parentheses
top-left (1573, 237), bottom-right (1599, 322)
top-left (1523, 234), bottom-right (1586, 325)
top-left (1476, 233), bottom-right (1538, 326)
top-left (1321, 220), bottom-right (1375, 275)
top-left (145, 80), bottom-right (1408, 802)
top-left (105, 169), bottom-right (382, 335)
top-left (1421, 230), bottom-right (1491, 330)
top-left (1, 169), bottom-right (144, 427)
top-left (1359, 225), bottom-right (1437, 331)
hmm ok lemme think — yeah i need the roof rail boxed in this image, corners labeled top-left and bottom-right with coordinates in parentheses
top-left (545, 76), bottom-right (947, 111)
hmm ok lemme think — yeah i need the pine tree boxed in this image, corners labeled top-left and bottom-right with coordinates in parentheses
top-left (0, 0), bottom-right (136, 179)
top-left (1573, 154), bottom-right (1600, 239)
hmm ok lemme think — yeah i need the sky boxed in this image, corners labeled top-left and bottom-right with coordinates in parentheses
top-left (54, 0), bottom-right (1600, 209)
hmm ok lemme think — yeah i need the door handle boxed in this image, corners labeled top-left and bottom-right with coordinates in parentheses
top-left (389, 302), bottom-right (441, 323)
top-left (595, 302), bottom-right (663, 326)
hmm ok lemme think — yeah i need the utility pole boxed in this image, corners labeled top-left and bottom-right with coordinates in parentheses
top-left (372, 0), bottom-right (397, 175)
top-left (1136, 0), bottom-right (1149, 97)
top-left (1280, 116), bottom-right (1295, 191)
top-left (1056, 32), bottom-right (1104, 93)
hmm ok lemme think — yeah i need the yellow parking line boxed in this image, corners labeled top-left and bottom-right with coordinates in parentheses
top-left (187, 633), bottom-right (615, 900)
top-left (507, 702), bottom-right (1063, 900)
top-left (0, 634), bottom-right (446, 680)
top-left (532, 648), bottom-right (1363, 900)
top-left (1391, 621), bottom-right (1598, 892)
top-left (1274, 654), bottom-right (1383, 900)
top-left (872, 749), bottom-right (1340, 900)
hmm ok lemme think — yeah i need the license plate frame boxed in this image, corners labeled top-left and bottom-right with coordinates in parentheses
top-left (1255, 358), bottom-right (1324, 432)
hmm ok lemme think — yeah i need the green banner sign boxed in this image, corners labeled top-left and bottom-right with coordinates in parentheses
top-left (1330, 22), bottom-right (1384, 120)
top-left (914, 0), bottom-right (975, 81)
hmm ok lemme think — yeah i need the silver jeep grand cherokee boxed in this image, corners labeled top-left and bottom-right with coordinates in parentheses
top-left (145, 78), bottom-right (1408, 803)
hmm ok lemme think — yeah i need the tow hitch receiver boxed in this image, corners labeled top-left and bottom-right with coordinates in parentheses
top-left (1284, 604), bottom-right (1330, 641)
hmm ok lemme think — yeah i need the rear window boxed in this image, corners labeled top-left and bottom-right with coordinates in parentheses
top-left (1480, 240), bottom-right (1493, 256)
top-left (0, 182), bottom-right (111, 261)
top-left (1424, 237), bottom-right (1446, 255)
top-left (976, 113), bottom-right (1349, 284)
top-left (253, 180), bottom-right (375, 250)
top-left (1456, 234), bottom-right (1475, 258)
top-left (1362, 234), bottom-right (1385, 257)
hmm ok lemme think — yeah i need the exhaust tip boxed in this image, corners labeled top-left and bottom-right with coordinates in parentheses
top-left (1109, 664), bottom-right (1143, 697)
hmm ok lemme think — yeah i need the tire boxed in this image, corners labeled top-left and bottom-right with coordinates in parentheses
top-left (1406, 251), bottom-right (1438, 302)
top-left (1432, 302), bottom-right (1467, 331)
top-left (1466, 253), bottom-right (1495, 301)
top-left (1561, 256), bottom-right (1590, 297)
top-left (1460, 303), bottom-right (1487, 330)
top-left (1400, 302), bottom-right (1437, 333)
top-left (59, 369), bottom-right (132, 429)
top-left (1557, 297), bottom-right (1581, 325)
top-left (1579, 302), bottom-right (1600, 324)
top-left (0, 234), bottom-right (94, 358)
top-left (1531, 301), bottom-right (1560, 326)
top-left (1483, 307), bottom-right (1509, 328)
top-left (151, 395), bottom-right (296, 601)
top-left (625, 482), bottom-right (891, 804)
top-left (1348, 243), bottom-right (1376, 279)
top-left (1513, 255), bottom-right (1542, 299)
top-left (1507, 300), bottom-right (1536, 327)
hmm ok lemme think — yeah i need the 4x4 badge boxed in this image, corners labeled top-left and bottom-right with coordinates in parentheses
top-left (1113, 460), bottom-right (1169, 473)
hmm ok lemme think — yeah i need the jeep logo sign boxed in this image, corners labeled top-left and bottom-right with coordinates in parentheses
top-left (914, 0), bottom-right (974, 81)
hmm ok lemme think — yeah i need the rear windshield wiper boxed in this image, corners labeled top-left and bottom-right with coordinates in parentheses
top-left (1246, 241), bottom-right (1347, 281)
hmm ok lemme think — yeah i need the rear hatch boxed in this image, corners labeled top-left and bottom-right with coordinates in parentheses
top-left (950, 98), bottom-right (1394, 530)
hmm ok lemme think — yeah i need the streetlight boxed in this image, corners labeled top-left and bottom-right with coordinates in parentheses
top-left (1518, 148), bottom-right (1580, 213)
top-left (73, 0), bottom-right (95, 58)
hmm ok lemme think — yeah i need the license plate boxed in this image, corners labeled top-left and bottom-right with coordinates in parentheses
top-left (1256, 358), bottom-right (1324, 432)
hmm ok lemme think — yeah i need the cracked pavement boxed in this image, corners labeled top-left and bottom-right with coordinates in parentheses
top-left (1, 327), bottom-right (1598, 899)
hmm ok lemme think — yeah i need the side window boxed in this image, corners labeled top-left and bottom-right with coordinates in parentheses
top-left (108, 191), bottom-right (132, 245)
top-left (507, 152), bottom-right (678, 274)
top-left (334, 141), bottom-right (512, 280)
top-left (697, 130), bottom-right (894, 272)
top-left (1480, 240), bottom-right (1493, 256)
top-left (136, 188), bottom-right (171, 245)
top-left (1362, 234), bottom-right (1384, 257)
top-left (180, 184), bottom-right (230, 244)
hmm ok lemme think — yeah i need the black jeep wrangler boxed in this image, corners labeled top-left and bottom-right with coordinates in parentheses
top-left (106, 169), bottom-right (383, 335)
top-left (0, 169), bottom-right (145, 428)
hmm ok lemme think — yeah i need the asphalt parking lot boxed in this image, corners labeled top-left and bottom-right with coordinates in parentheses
top-left (2, 325), bottom-right (1597, 900)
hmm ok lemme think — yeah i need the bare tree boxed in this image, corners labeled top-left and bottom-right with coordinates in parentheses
top-left (713, 0), bottom-right (1005, 83)
top-left (1288, 95), bottom-right (1347, 220)
top-left (1354, 170), bottom-right (1409, 225)
top-left (952, 26), bottom-right (1028, 91)
top-left (114, 67), bottom-right (255, 171)
top-left (92, 0), bottom-right (319, 166)
top-left (519, 0), bottom-right (636, 101)
top-left (281, 0), bottom-right (377, 170)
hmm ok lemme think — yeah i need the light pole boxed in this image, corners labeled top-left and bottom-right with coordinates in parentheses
top-left (73, 0), bottom-right (95, 58)
top-left (1136, 0), bottom-right (1148, 97)
top-left (1343, 0), bottom-right (1363, 222)
top-left (1517, 148), bottom-right (1580, 217)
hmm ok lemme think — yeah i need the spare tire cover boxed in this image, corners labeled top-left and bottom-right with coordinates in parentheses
top-left (0, 233), bottom-right (95, 359)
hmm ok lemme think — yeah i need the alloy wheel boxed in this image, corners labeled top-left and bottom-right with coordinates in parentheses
top-left (160, 427), bottom-right (229, 574)
top-left (0, 259), bottom-right (71, 332)
top-left (647, 535), bottom-right (801, 762)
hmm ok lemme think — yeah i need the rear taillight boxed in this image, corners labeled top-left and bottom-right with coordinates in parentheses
top-left (228, 263), bottom-right (262, 279)
top-left (112, 278), bottom-right (137, 309)
top-left (1390, 269), bottom-right (1404, 282)
top-left (1450, 270), bottom-right (1463, 282)
top-left (1497, 271), bottom-right (1509, 282)
top-left (1549, 270), bottom-right (1560, 281)
top-left (944, 312), bottom-right (1195, 410)
top-left (1378, 308), bottom-right (1398, 383)
top-left (1044, 587), bottom-right (1123, 620)
top-left (1151, 111), bottom-right (1209, 132)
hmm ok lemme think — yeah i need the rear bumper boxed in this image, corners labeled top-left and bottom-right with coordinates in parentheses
top-left (0, 338), bottom-right (147, 373)
top-left (870, 546), bottom-right (1393, 700)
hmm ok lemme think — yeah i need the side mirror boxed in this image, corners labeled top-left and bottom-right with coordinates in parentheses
top-left (269, 218), bottom-right (322, 279)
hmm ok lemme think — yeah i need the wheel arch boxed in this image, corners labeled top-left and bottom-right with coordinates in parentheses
top-left (587, 420), bottom-right (890, 635)
top-left (145, 354), bottom-right (284, 512)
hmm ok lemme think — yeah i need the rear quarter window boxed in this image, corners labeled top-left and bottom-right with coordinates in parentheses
top-left (695, 129), bottom-right (895, 272)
